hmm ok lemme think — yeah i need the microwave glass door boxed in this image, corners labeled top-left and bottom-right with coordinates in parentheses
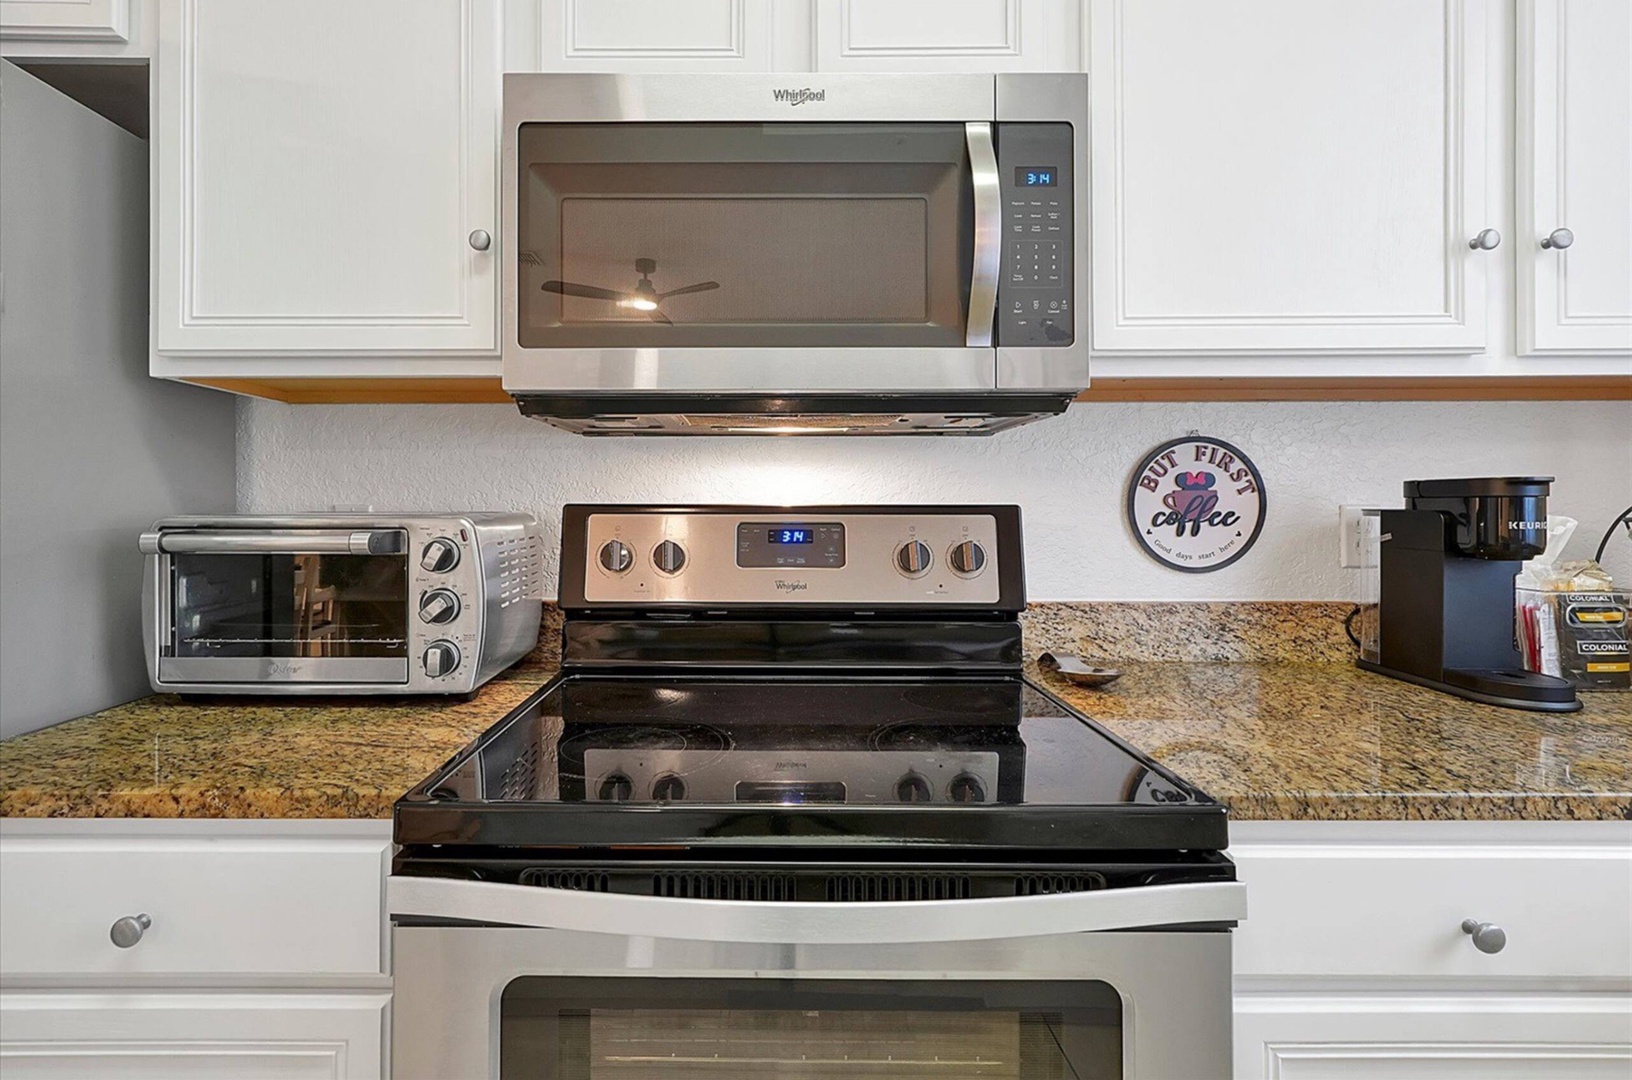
top-left (165, 550), bottom-right (409, 664)
top-left (517, 123), bottom-right (974, 348)
top-left (499, 977), bottom-right (1122, 1079)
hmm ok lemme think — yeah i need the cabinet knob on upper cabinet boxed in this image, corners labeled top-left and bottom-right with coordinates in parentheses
top-left (1468, 229), bottom-right (1501, 251)
top-left (110, 913), bottom-right (151, 948)
top-left (468, 229), bottom-right (492, 252)
top-left (1461, 918), bottom-right (1507, 954)
top-left (1541, 228), bottom-right (1575, 250)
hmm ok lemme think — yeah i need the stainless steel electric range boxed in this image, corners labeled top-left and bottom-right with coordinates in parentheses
top-left (389, 505), bottom-right (1244, 1079)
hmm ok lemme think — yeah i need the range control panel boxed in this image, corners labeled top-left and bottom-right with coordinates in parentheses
top-left (995, 122), bottom-right (1074, 348)
top-left (578, 508), bottom-right (1006, 607)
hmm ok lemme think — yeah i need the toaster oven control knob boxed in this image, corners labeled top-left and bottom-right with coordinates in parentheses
top-left (651, 774), bottom-right (687, 801)
top-left (420, 537), bottom-right (461, 573)
top-left (418, 589), bottom-right (461, 625)
top-left (895, 540), bottom-right (932, 577)
top-left (598, 539), bottom-right (634, 575)
top-left (421, 640), bottom-right (461, 679)
top-left (653, 540), bottom-right (687, 575)
top-left (597, 773), bottom-right (634, 802)
top-left (896, 773), bottom-right (932, 802)
top-left (948, 773), bottom-right (987, 804)
top-left (948, 540), bottom-right (987, 576)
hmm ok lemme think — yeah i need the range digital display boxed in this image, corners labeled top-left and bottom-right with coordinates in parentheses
top-left (1016, 167), bottom-right (1058, 186)
top-left (768, 527), bottom-right (813, 544)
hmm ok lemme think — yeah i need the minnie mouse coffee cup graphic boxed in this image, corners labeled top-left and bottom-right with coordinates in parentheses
top-left (1127, 437), bottom-right (1266, 573)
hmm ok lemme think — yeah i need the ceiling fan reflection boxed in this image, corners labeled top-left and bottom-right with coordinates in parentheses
top-left (541, 258), bottom-right (719, 325)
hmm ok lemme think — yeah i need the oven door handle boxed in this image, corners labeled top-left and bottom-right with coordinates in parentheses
top-left (965, 120), bottom-right (1001, 348)
top-left (138, 529), bottom-right (406, 556)
top-left (388, 877), bottom-right (1245, 943)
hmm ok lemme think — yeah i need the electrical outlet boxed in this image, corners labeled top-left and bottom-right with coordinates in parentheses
top-left (1338, 505), bottom-right (1367, 568)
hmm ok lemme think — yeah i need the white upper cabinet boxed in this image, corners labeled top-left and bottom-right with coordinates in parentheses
top-left (1517, 0), bottom-right (1632, 356)
top-left (1088, 0), bottom-right (1493, 356)
top-left (814, 0), bottom-right (1075, 72)
top-left (537, 0), bottom-right (780, 71)
top-left (153, 0), bottom-right (499, 359)
top-left (0, 0), bottom-right (128, 41)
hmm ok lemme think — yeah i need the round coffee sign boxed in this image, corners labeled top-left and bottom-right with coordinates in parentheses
top-left (1127, 435), bottom-right (1266, 573)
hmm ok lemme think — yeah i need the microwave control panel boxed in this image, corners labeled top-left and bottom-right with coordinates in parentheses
top-left (995, 123), bottom-right (1074, 348)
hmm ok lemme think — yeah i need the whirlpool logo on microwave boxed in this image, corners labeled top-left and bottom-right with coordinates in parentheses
top-left (773, 87), bottom-right (826, 106)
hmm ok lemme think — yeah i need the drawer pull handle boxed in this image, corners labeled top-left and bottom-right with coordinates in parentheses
top-left (1461, 918), bottom-right (1506, 954)
top-left (110, 913), bottom-right (152, 949)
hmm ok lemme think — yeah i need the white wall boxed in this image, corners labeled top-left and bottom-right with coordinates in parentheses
top-left (237, 398), bottom-right (1632, 601)
top-left (0, 62), bottom-right (236, 738)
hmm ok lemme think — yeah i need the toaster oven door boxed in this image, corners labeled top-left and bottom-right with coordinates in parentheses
top-left (152, 530), bottom-right (412, 685)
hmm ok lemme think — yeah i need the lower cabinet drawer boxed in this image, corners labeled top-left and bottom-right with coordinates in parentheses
top-left (0, 837), bottom-right (389, 977)
top-left (0, 990), bottom-right (389, 1080)
top-left (1230, 836), bottom-right (1632, 980)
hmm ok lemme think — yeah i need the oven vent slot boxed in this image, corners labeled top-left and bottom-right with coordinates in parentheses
top-left (497, 742), bottom-right (540, 801)
top-left (494, 532), bottom-right (544, 608)
top-left (520, 869), bottom-right (612, 893)
top-left (824, 874), bottom-right (973, 902)
top-left (1014, 872), bottom-right (1107, 896)
top-left (654, 872), bottom-right (797, 902)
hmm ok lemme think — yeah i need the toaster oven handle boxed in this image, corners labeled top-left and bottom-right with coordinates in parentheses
top-left (138, 529), bottom-right (407, 556)
top-left (388, 876), bottom-right (1246, 943)
top-left (965, 121), bottom-right (1001, 348)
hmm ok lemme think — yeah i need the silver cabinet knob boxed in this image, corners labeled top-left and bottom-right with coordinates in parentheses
top-left (1541, 227), bottom-right (1574, 250)
top-left (110, 913), bottom-right (151, 948)
top-left (468, 229), bottom-right (492, 252)
top-left (1469, 228), bottom-right (1501, 250)
top-left (1461, 918), bottom-right (1507, 954)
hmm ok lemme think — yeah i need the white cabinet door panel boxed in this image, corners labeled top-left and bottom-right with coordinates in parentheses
top-left (1518, 0), bottom-right (1632, 355)
top-left (155, 0), bottom-right (498, 354)
top-left (0, 992), bottom-right (387, 1080)
top-left (1089, 0), bottom-right (1492, 354)
top-left (1235, 994), bottom-right (1632, 1080)
top-left (538, 0), bottom-right (781, 71)
top-left (815, 0), bottom-right (1072, 72)
top-left (0, 0), bottom-right (128, 41)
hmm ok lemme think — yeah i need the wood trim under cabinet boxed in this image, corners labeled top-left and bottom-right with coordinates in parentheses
top-left (183, 375), bottom-right (1632, 406)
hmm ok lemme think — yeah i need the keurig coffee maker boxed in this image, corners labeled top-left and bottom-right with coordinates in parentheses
top-left (1358, 476), bottom-right (1581, 712)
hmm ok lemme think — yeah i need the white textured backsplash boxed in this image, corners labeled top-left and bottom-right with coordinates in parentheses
top-left (238, 398), bottom-right (1632, 600)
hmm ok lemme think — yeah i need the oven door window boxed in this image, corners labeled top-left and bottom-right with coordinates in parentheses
top-left (517, 123), bottom-right (974, 349)
top-left (165, 551), bottom-right (409, 665)
top-left (500, 978), bottom-right (1121, 1079)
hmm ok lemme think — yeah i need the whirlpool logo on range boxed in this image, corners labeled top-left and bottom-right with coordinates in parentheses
top-left (773, 87), bottom-right (825, 106)
top-left (773, 579), bottom-right (808, 592)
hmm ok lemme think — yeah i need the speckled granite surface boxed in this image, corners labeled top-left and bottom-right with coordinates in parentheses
top-left (2, 603), bottom-right (1627, 821)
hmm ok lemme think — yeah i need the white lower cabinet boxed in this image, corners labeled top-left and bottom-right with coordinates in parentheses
top-left (0, 992), bottom-right (390, 1080)
top-left (1230, 822), bottom-right (1632, 1080)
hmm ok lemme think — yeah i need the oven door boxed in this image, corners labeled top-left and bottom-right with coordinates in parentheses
top-left (390, 878), bottom-right (1243, 1079)
top-left (144, 529), bottom-right (412, 686)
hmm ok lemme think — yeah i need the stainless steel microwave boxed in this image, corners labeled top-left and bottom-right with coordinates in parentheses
top-left (501, 73), bottom-right (1088, 435)
top-left (140, 514), bottom-right (543, 695)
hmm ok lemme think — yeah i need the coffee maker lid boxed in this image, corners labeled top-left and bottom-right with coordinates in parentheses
top-left (1404, 476), bottom-right (1554, 500)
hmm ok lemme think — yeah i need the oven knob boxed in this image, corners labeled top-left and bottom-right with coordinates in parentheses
top-left (420, 537), bottom-right (461, 573)
top-left (895, 540), bottom-right (932, 576)
top-left (598, 539), bottom-right (634, 574)
top-left (948, 773), bottom-right (987, 803)
top-left (896, 774), bottom-right (932, 802)
top-left (421, 640), bottom-right (461, 678)
top-left (418, 588), bottom-right (461, 624)
top-left (651, 774), bottom-right (687, 801)
top-left (653, 540), bottom-right (687, 575)
top-left (948, 540), bottom-right (987, 576)
top-left (598, 773), bottom-right (634, 802)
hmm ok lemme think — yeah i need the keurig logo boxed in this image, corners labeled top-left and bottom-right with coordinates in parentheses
top-left (1127, 435), bottom-right (1267, 573)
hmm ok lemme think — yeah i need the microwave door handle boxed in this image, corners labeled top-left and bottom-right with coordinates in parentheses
top-left (388, 876), bottom-right (1246, 944)
top-left (141, 530), bottom-right (405, 556)
top-left (965, 121), bottom-right (1001, 348)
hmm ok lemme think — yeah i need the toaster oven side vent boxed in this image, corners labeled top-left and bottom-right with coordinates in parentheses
top-left (825, 873), bottom-right (973, 902)
top-left (654, 872), bottom-right (797, 902)
top-left (494, 531), bottom-right (545, 608)
top-left (497, 742), bottom-right (540, 801)
top-left (1013, 872), bottom-right (1107, 896)
top-left (519, 869), bottom-right (612, 893)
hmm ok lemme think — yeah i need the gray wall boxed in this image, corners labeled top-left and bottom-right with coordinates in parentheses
top-left (1, 62), bottom-right (235, 738)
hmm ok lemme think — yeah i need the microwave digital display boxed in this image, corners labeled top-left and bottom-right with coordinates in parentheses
top-left (1016, 167), bottom-right (1058, 186)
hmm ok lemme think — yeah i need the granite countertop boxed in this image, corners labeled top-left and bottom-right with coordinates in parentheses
top-left (2, 659), bottom-right (1627, 822)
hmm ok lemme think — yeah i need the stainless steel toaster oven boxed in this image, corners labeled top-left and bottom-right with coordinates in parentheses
top-left (140, 514), bottom-right (543, 695)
